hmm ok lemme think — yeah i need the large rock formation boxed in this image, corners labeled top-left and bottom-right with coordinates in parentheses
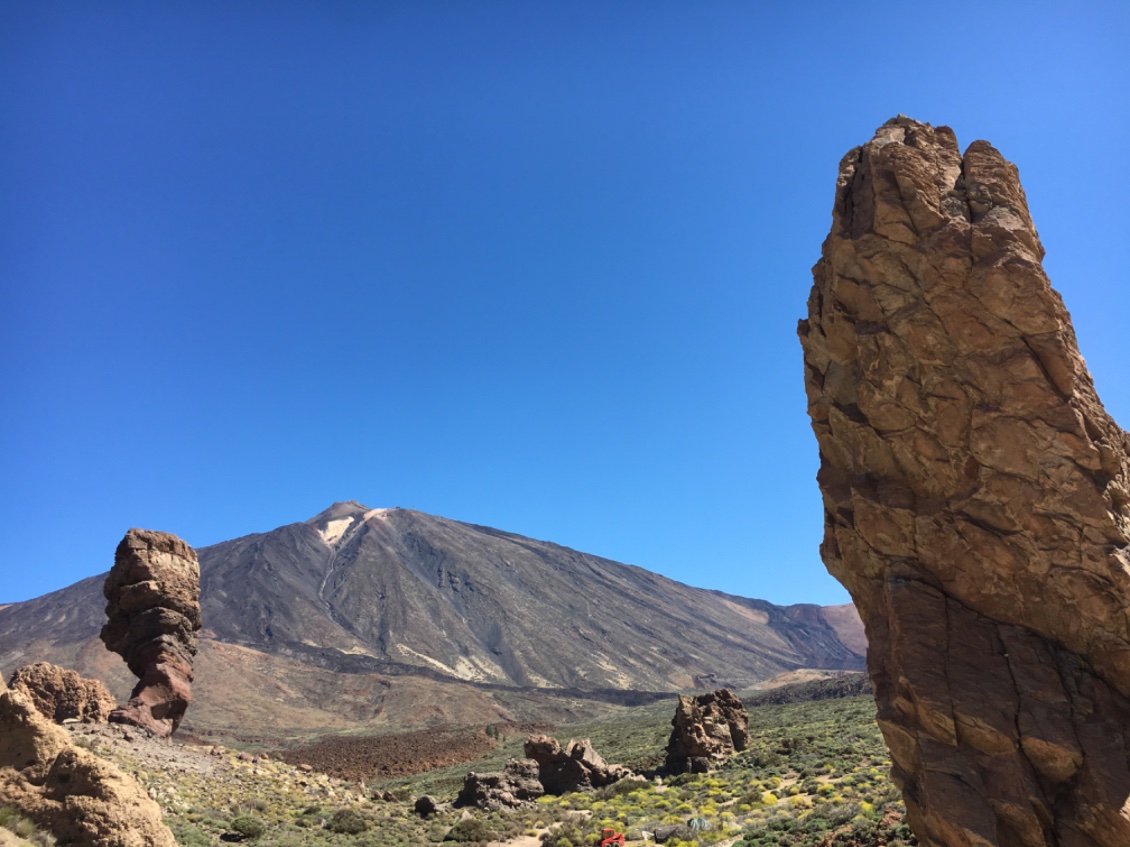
top-left (101, 529), bottom-right (202, 738)
top-left (523, 735), bottom-right (631, 794)
top-left (664, 689), bottom-right (749, 774)
top-left (799, 116), bottom-right (1130, 845)
top-left (0, 674), bottom-right (176, 846)
top-left (8, 662), bottom-right (116, 724)
top-left (455, 759), bottom-right (544, 810)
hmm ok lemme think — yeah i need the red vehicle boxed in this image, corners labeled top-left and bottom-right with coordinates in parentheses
top-left (600, 828), bottom-right (626, 847)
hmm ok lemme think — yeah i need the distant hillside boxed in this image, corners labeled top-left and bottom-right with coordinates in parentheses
top-left (0, 502), bottom-right (864, 740)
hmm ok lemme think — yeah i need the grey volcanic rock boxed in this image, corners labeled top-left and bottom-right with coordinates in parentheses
top-left (664, 689), bottom-right (749, 774)
top-left (524, 734), bottom-right (630, 793)
top-left (192, 502), bottom-right (864, 690)
top-left (800, 117), bottom-right (1130, 845)
top-left (101, 529), bottom-right (202, 738)
top-left (455, 759), bottom-right (544, 810)
top-left (8, 662), bottom-right (115, 723)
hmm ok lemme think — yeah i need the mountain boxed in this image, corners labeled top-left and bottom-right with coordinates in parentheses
top-left (0, 502), bottom-right (864, 741)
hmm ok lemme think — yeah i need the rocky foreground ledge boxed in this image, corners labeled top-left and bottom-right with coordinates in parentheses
top-left (800, 116), bottom-right (1130, 845)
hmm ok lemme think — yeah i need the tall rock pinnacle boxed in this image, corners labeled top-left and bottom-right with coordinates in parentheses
top-left (799, 117), bottom-right (1130, 845)
top-left (101, 528), bottom-right (202, 738)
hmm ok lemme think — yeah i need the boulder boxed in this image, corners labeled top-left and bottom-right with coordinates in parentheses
top-left (101, 528), bottom-right (202, 738)
top-left (664, 689), bottom-right (749, 774)
top-left (455, 759), bottom-right (544, 810)
top-left (8, 662), bottom-right (116, 724)
top-left (524, 734), bottom-right (631, 794)
top-left (0, 674), bottom-right (176, 846)
top-left (414, 794), bottom-right (438, 816)
top-left (799, 116), bottom-right (1130, 845)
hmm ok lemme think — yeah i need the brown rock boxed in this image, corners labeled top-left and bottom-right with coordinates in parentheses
top-left (523, 734), bottom-right (631, 794)
top-left (663, 689), bottom-right (749, 774)
top-left (799, 116), bottom-right (1130, 846)
top-left (101, 528), bottom-right (202, 738)
top-left (455, 759), bottom-right (544, 810)
top-left (8, 662), bottom-right (116, 724)
top-left (0, 674), bottom-right (176, 846)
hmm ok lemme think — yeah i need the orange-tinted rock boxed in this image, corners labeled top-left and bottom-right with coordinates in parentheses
top-left (800, 116), bottom-right (1130, 846)
top-left (0, 675), bottom-right (176, 847)
top-left (101, 529), bottom-right (201, 738)
top-left (8, 662), bottom-right (115, 724)
top-left (664, 689), bottom-right (749, 774)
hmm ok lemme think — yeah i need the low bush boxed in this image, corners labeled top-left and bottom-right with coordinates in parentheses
top-left (229, 813), bottom-right (267, 839)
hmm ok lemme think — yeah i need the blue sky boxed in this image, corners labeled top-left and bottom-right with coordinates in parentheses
top-left (2, 1), bottom-right (1127, 607)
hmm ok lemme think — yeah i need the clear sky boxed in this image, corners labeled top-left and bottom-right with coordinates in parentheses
top-left (2, 1), bottom-right (1127, 607)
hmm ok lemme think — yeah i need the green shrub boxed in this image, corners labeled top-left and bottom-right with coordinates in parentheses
top-left (230, 814), bottom-right (266, 839)
top-left (169, 821), bottom-right (212, 847)
top-left (328, 808), bottom-right (370, 834)
top-left (445, 818), bottom-right (496, 844)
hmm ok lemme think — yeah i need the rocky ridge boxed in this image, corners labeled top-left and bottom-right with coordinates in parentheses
top-left (800, 116), bottom-right (1130, 845)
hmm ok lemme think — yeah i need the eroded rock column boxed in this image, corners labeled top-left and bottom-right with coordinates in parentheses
top-left (101, 529), bottom-right (202, 738)
top-left (799, 117), bottom-right (1130, 846)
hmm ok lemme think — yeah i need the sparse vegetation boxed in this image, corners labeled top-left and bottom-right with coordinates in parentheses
top-left (63, 689), bottom-right (912, 847)
top-left (0, 806), bottom-right (57, 847)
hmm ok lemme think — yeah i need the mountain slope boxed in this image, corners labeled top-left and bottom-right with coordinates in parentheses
top-left (0, 502), bottom-right (864, 737)
top-left (196, 502), bottom-right (862, 690)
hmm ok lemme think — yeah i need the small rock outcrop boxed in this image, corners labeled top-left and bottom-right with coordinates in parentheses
top-left (0, 674), bottom-right (176, 846)
top-left (455, 759), bottom-right (544, 810)
top-left (523, 735), bottom-right (631, 794)
top-left (101, 528), bottom-right (202, 738)
top-left (663, 689), bottom-right (749, 774)
top-left (8, 662), bottom-right (116, 724)
top-left (800, 117), bottom-right (1130, 845)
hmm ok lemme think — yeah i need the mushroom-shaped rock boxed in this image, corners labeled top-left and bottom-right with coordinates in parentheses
top-left (100, 528), bottom-right (202, 738)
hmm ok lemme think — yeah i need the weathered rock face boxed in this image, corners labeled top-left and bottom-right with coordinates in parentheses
top-left (455, 759), bottom-right (544, 810)
top-left (663, 689), bottom-right (749, 774)
top-left (799, 116), bottom-right (1130, 846)
top-left (8, 662), bottom-right (116, 724)
top-left (0, 675), bottom-right (176, 846)
top-left (524, 734), bottom-right (631, 794)
top-left (101, 528), bottom-right (202, 738)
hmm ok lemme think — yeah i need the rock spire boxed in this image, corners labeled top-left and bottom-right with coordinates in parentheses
top-left (799, 117), bottom-right (1130, 845)
top-left (664, 689), bottom-right (749, 774)
top-left (101, 528), bottom-right (202, 738)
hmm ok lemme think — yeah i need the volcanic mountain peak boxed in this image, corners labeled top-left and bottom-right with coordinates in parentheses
top-left (0, 505), bottom-right (865, 738)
